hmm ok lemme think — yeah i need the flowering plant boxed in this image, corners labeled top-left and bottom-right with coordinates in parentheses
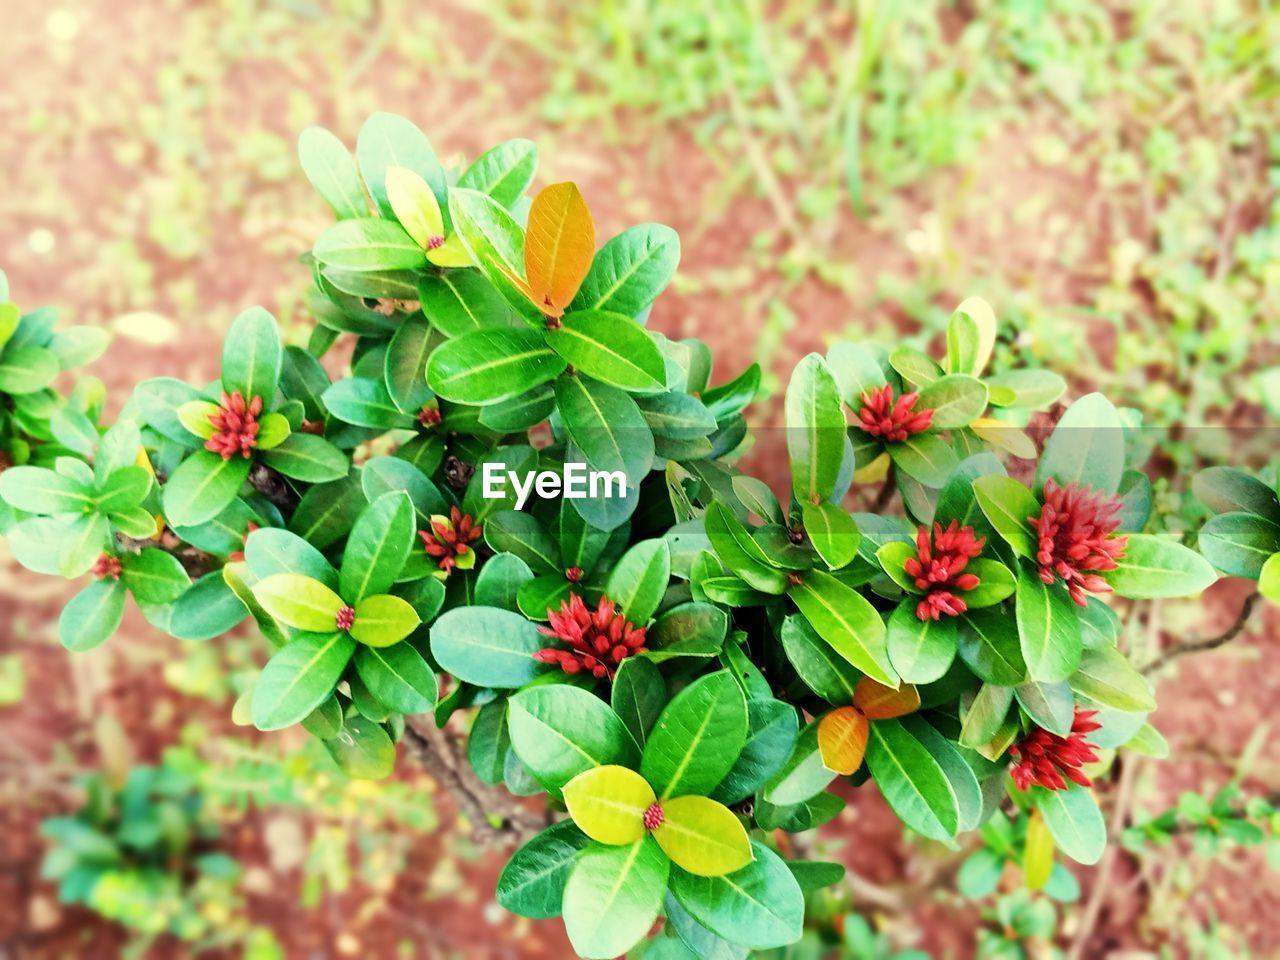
top-left (0, 113), bottom-right (1226, 958)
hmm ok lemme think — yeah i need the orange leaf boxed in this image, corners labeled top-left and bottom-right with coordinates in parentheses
top-left (523, 182), bottom-right (595, 316)
top-left (817, 706), bottom-right (868, 775)
top-left (853, 676), bottom-right (920, 720)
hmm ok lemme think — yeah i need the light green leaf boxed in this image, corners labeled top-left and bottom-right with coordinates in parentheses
top-left (788, 570), bottom-right (896, 686)
top-left (785, 354), bottom-right (845, 505)
top-left (251, 631), bottom-right (355, 731)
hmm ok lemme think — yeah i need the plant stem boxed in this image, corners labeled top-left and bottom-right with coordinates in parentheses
top-left (1140, 592), bottom-right (1260, 674)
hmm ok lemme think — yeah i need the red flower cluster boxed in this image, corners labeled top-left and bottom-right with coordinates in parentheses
top-left (206, 392), bottom-right (263, 460)
top-left (417, 405), bottom-right (442, 429)
top-left (335, 605), bottom-right (356, 632)
top-left (1009, 709), bottom-right (1102, 791)
top-left (420, 506), bottom-right (483, 573)
top-left (1030, 479), bottom-right (1127, 606)
top-left (904, 521), bottom-right (986, 620)
top-left (857, 384), bottom-right (933, 442)
top-left (643, 802), bottom-right (664, 830)
top-left (92, 553), bottom-right (122, 581)
top-left (534, 594), bottom-right (648, 680)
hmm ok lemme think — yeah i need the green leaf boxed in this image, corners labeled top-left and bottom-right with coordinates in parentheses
top-left (497, 820), bottom-right (590, 919)
top-left (668, 841), bottom-right (804, 951)
top-left (322, 377), bottom-right (415, 429)
top-left (0, 466), bottom-right (94, 515)
top-left (1015, 680), bottom-right (1075, 736)
top-left (545, 310), bottom-right (666, 391)
top-left (654, 795), bottom-right (752, 876)
top-left (289, 474), bottom-right (364, 550)
top-left (430, 606), bottom-right (547, 688)
top-left (354, 642), bottom-right (437, 714)
top-left (313, 218), bottom-right (427, 272)
top-left (961, 559), bottom-right (1016, 608)
top-left (1193, 467), bottom-right (1280, 523)
top-left (457, 138), bottom-right (538, 207)
top-left (167, 572), bottom-right (249, 641)
top-left (484, 510), bottom-right (560, 576)
top-left (58, 514), bottom-right (110, 578)
top-left (427, 328), bottom-right (565, 405)
top-left (162, 452), bottom-right (251, 528)
top-left (605, 539), bottom-right (670, 624)
top-left (785, 354), bottom-right (845, 505)
top-left (1261, 553), bottom-right (1280, 604)
top-left (49, 408), bottom-right (99, 456)
top-left (1069, 646), bottom-right (1156, 712)
top-left (646, 602), bottom-right (728, 662)
top-left (569, 223), bottom-right (680, 317)
top-left (801, 501), bottom-right (860, 570)
top-left (300, 695), bottom-right (343, 740)
top-left (59, 579), bottom-right (126, 652)
top-left (563, 837), bottom-right (669, 960)
top-left (959, 683), bottom-right (1015, 750)
top-left (865, 717), bottom-right (959, 840)
top-left (361, 456), bottom-right (447, 526)
top-left (508, 685), bottom-right (639, 791)
top-left (448, 187), bottom-right (544, 325)
top-left (762, 721), bottom-right (837, 805)
top-left (711, 699), bottom-right (799, 806)
top-left (0, 345), bottom-right (58, 394)
top-left (417, 271), bottom-right (513, 339)
top-left (945, 298), bottom-right (997, 376)
top-left (350, 594), bottom-right (420, 647)
top-left (563, 764), bottom-right (655, 844)
top-left (887, 433), bottom-right (960, 488)
top-left (703, 502), bottom-right (788, 594)
top-left (788, 570), bottom-right (896, 687)
top-left (298, 126), bottom-right (367, 219)
top-left (901, 714), bottom-right (982, 832)
top-left (781, 614), bottom-right (861, 703)
top-left (1104, 534), bottom-right (1218, 598)
top-left (384, 316), bottom-right (436, 414)
top-left (984, 369), bottom-right (1066, 409)
top-left (221, 307), bottom-right (283, 405)
top-left (958, 608), bottom-right (1028, 685)
top-left (1191, 508), bottom-right (1276, 574)
top-left (251, 631), bottom-right (355, 730)
top-left (357, 112), bottom-right (446, 222)
top-left (341, 491), bottom-right (415, 603)
top-left (1015, 567), bottom-right (1081, 682)
top-left (259, 434), bottom-right (349, 483)
top-left (245, 527), bottom-right (339, 591)
top-left (323, 714), bottom-right (396, 780)
top-left (972, 475), bottom-right (1038, 557)
top-left (1034, 783), bottom-right (1106, 865)
top-left (1036, 393), bottom-right (1125, 496)
top-left (888, 345), bottom-right (942, 386)
top-left (612, 657), bottom-right (666, 747)
top-left (640, 671), bottom-right (747, 800)
top-left (254, 573), bottom-right (344, 632)
top-left (917, 374), bottom-right (988, 429)
top-left (702, 363), bottom-right (761, 421)
top-left (886, 601), bottom-right (958, 684)
top-left (120, 549), bottom-right (189, 605)
top-left (475, 553), bottom-right (535, 612)
top-left (826, 341), bottom-right (889, 407)
top-left (556, 376), bottom-right (654, 485)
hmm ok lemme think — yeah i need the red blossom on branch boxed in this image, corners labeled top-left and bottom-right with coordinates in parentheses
top-left (92, 553), bottom-right (122, 581)
top-left (419, 506), bottom-right (483, 574)
top-left (1030, 479), bottom-right (1128, 606)
top-left (335, 605), bottom-right (356, 632)
top-left (903, 520), bottom-right (986, 620)
top-left (1009, 709), bottom-right (1102, 791)
top-left (533, 594), bottom-right (647, 680)
top-left (856, 384), bottom-right (934, 442)
top-left (205, 391), bottom-right (263, 460)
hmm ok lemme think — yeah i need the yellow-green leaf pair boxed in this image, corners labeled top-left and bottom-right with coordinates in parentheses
top-left (384, 167), bottom-right (472, 267)
top-left (176, 399), bottom-right (290, 450)
top-left (563, 765), bottom-right (752, 877)
top-left (254, 572), bottom-right (419, 648)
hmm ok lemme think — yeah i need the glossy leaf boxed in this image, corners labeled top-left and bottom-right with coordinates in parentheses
top-left (161, 452), bottom-right (251, 529)
top-left (605, 539), bottom-right (670, 625)
top-left (340, 491), bottom-right (415, 603)
top-left (1015, 567), bottom-right (1081, 682)
top-left (524, 182), bottom-right (595, 316)
top-left (668, 841), bottom-right (804, 950)
top-left (653, 796), bottom-right (752, 877)
top-left (562, 837), bottom-right (668, 960)
top-left (457, 138), bottom-right (537, 208)
top-left (59, 579), bottom-right (126, 652)
top-left (1104, 534), bottom-right (1218, 598)
top-left (497, 821), bottom-right (590, 919)
top-left (641, 671), bottom-right (747, 800)
top-left (254, 573), bottom-right (345, 632)
top-left (430, 606), bottom-right (546, 688)
top-left (865, 717), bottom-right (959, 840)
top-left (298, 126), bottom-right (366, 219)
top-left (1034, 783), bottom-right (1105, 865)
top-left (788, 570), bottom-right (896, 687)
top-left (886, 601), bottom-right (957, 684)
top-left (251, 631), bottom-right (355, 731)
top-left (785, 354), bottom-right (845, 505)
top-left (570, 223), bottom-right (680, 317)
top-left (349, 594), bottom-right (420, 647)
top-left (544, 310), bottom-right (665, 391)
top-left (801, 501), bottom-right (860, 570)
top-left (555, 376), bottom-right (653, 485)
top-left (563, 764), bottom-right (655, 845)
top-left (508, 685), bottom-right (639, 791)
top-left (1036, 393), bottom-right (1125, 496)
top-left (427, 328), bottom-right (566, 405)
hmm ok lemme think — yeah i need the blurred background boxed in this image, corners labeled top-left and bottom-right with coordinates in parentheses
top-left (1, 0), bottom-right (1278, 957)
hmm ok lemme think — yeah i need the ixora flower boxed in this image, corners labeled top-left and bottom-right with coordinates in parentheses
top-left (856, 383), bottom-right (934, 442)
top-left (903, 520), bottom-right (986, 620)
top-left (562, 764), bottom-right (753, 878)
top-left (817, 677), bottom-right (921, 775)
top-left (533, 594), bottom-right (648, 679)
top-left (419, 506), bottom-right (483, 575)
top-left (1009, 709), bottom-right (1102, 791)
top-left (91, 553), bottom-right (123, 581)
top-left (1030, 479), bottom-right (1128, 606)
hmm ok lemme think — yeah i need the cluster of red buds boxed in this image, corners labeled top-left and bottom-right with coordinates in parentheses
top-left (92, 553), bottom-right (123, 581)
top-left (534, 594), bottom-right (647, 680)
top-left (1030, 479), bottom-right (1128, 606)
top-left (205, 392), bottom-right (264, 460)
top-left (1009, 709), bottom-right (1102, 791)
top-left (335, 605), bottom-right (356, 632)
top-left (419, 506), bottom-right (483, 574)
top-left (856, 384), bottom-right (934, 442)
top-left (904, 521), bottom-right (986, 620)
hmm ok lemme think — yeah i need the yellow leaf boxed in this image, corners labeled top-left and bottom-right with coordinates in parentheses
top-left (853, 450), bottom-right (891, 484)
top-left (426, 234), bottom-right (472, 268)
top-left (817, 706), bottom-right (868, 775)
top-left (563, 765), bottom-right (655, 845)
top-left (853, 676), bottom-right (920, 720)
top-left (1023, 808), bottom-right (1054, 891)
top-left (523, 182), bottom-right (595, 316)
top-left (385, 166), bottom-right (444, 251)
top-left (971, 418), bottom-right (1036, 459)
top-left (652, 796), bottom-right (752, 877)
